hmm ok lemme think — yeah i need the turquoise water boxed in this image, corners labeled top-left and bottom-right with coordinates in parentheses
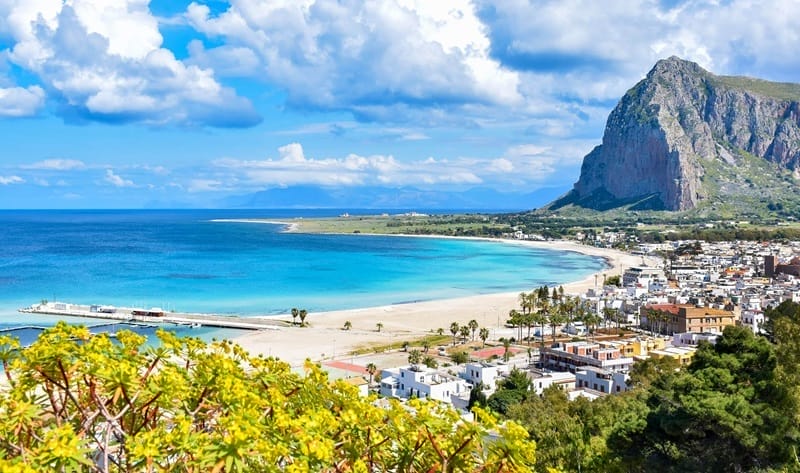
top-left (0, 210), bottom-right (606, 338)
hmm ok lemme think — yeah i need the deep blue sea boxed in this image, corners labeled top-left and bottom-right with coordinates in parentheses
top-left (0, 209), bottom-right (606, 340)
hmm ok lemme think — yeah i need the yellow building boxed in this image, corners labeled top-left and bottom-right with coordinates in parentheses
top-left (598, 337), bottom-right (666, 358)
top-left (648, 346), bottom-right (696, 366)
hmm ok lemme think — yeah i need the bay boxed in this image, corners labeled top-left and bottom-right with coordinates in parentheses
top-left (0, 209), bottom-right (606, 338)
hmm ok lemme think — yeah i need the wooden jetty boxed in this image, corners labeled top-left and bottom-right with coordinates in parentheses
top-left (19, 302), bottom-right (285, 331)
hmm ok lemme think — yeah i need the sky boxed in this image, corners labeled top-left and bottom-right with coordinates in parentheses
top-left (0, 0), bottom-right (799, 208)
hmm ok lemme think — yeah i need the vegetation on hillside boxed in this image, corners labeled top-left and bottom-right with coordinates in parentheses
top-left (471, 301), bottom-right (800, 472)
top-left (0, 323), bottom-right (535, 472)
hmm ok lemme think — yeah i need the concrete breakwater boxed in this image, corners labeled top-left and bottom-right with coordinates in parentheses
top-left (19, 302), bottom-right (284, 331)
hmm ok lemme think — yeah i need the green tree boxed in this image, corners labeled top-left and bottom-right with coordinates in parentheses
top-left (467, 383), bottom-right (487, 410)
top-left (616, 325), bottom-right (798, 472)
top-left (500, 337), bottom-right (512, 362)
top-left (459, 325), bottom-right (471, 343)
top-left (0, 323), bottom-right (538, 471)
top-left (343, 320), bottom-right (352, 331)
top-left (468, 319), bottom-right (479, 341)
top-left (408, 349), bottom-right (423, 368)
top-left (450, 351), bottom-right (469, 365)
top-left (423, 356), bottom-right (438, 369)
top-left (298, 308), bottom-right (308, 327)
top-left (479, 327), bottom-right (490, 347)
top-left (376, 322), bottom-right (383, 332)
top-left (291, 307), bottom-right (299, 325)
top-left (365, 362), bottom-right (378, 384)
top-left (548, 305), bottom-right (567, 343)
top-left (450, 322), bottom-right (460, 345)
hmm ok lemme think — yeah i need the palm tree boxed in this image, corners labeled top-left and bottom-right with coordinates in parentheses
top-left (449, 322), bottom-right (460, 345)
top-left (468, 319), bottom-right (479, 341)
top-left (423, 356), bottom-right (438, 369)
top-left (459, 325), bottom-right (471, 343)
top-left (508, 310), bottom-right (523, 342)
top-left (376, 322), bottom-right (384, 333)
top-left (408, 349), bottom-right (423, 369)
top-left (365, 363), bottom-right (377, 385)
top-left (549, 305), bottom-right (567, 343)
top-left (291, 307), bottom-right (299, 326)
top-left (436, 327), bottom-right (444, 336)
top-left (500, 337), bottom-right (512, 362)
top-left (531, 310), bottom-right (547, 350)
top-left (479, 327), bottom-right (490, 347)
top-left (343, 320), bottom-right (352, 331)
top-left (299, 309), bottom-right (308, 327)
top-left (582, 311), bottom-right (603, 341)
top-left (421, 339), bottom-right (430, 353)
top-left (603, 307), bottom-right (621, 334)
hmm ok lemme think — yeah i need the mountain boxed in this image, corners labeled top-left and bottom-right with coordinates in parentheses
top-left (220, 185), bottom-right (570, 210)
top-left (551, 56), bottom-right (800, 213)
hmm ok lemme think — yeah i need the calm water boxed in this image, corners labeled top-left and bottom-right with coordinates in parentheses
top-left (0, 209), bottom-right (606, 338)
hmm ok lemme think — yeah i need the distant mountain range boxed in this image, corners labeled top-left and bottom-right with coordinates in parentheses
top-left (219, 185), bottom-right (569, 211)
top-left (551, 56), bottom-right (800, 217)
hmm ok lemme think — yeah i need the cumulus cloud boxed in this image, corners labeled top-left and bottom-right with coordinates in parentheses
top-left (104, 169), bottom-right (135, 187)
top-left (1, 0), bottom-right (260, 127)
top-left (0, 85), bottom-right (44, 117)
top-left (475, 0), bottom-right (800, 103)
top-left (186, 0), bottom-right (521, 122)
top-left (22, 159), bottom-right (86, 171)
top-left (0, 175), bottom-right (23, 185)
top-left (211, 142), bottom-right (483, 189)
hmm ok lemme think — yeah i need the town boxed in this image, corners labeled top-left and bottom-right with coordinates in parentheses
top-left (328, 236), bottom-right (800, 414)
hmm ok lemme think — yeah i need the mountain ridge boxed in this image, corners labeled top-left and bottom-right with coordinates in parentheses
top-left (551, 56), bottom-right (800, 213)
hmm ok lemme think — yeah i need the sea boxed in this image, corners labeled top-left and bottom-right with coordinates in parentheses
top-left (0, 209), bottom-right (607, 343)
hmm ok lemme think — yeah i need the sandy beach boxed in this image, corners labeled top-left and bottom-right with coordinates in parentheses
top-left (233, 237), bottom-right (652, 367)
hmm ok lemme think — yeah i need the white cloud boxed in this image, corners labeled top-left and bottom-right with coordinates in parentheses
top-left (22, 159), bottom-right (86, 170)
top-left (104, 169), bottom-right (134, 187)
top-left (211, 142), bottom-right (485, 189)
top-left (1, 0), bottom-right (259, 127)
top-left (0, 85), bottom-right (44, 117)
top-left (0, 175), bottom-right (24, 185)
top-left (186, 0), bottom-right (521, 121)
top-left (488, 158), bottom-right (513, 173)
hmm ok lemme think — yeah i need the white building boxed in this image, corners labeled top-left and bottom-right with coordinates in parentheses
top-left (672, 332), bottom-right (719, 347)
top-left (575, 367), bottom-right (629, 395)
top-left (460, 362), bottom-right (509, 395)
top-left (379, 366), bottom-right (471, 404)
top-left (623, 266), bottom-right (666, 288)
top-left (527, 369), bottom-right (576, 395)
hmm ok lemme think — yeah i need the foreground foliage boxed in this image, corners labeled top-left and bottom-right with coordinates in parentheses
top-left (0, 323), bottom-right (536, 472)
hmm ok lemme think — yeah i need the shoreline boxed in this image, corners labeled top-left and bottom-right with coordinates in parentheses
top-left (233, 229), bottom-right (653, 367)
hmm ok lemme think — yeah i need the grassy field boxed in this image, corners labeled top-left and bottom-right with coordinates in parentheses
top-left (286, 214), bottom-right (511, 236)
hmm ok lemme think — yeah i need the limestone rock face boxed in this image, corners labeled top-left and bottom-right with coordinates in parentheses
top-left (566, 56), bottom-right (800, 211)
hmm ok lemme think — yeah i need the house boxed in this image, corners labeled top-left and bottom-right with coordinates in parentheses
top-left (459, 361), bottom-right (508, 395)
top-left (648, 346), bottom-right (696, 366)
top-left (379, 366), bottom-right (471, 404)
top-left (575, 366), bottom-right (630, 394)
top-left (672, 332), bottom-right (719, 347)
top-left (642, 303), bottom-right (736, 334)
top-left (540, 341), bottom-right (634, 373)
top-left (526, 369), bottom-right (576, 395)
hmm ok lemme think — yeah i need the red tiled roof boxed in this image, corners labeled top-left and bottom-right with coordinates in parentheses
top-left (645, 304), bottom-right (681, 315)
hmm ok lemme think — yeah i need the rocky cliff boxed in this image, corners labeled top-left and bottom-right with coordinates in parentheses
top-left (557, 56), bottom-right (800, 211)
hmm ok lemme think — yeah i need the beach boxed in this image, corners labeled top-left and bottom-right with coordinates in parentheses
top-left (234, 238), bottom-right (651, 366)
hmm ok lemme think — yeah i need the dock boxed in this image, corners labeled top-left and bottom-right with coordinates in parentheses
top-left (19, 302), bottom-right (286, 331)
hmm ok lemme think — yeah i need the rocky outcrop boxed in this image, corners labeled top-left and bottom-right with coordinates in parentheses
top-left (561, 56), bottom-right (800, 211)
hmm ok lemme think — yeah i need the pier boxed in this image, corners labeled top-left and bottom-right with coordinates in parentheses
top-left (19, 302), bottom-right (286, 331)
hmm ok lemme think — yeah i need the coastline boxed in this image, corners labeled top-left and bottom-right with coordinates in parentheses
top-left (233, 233), bottom-right (653, 367)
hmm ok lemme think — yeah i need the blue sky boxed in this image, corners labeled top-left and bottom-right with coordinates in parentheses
top-left (0, 0), bottom-right (798, 208)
